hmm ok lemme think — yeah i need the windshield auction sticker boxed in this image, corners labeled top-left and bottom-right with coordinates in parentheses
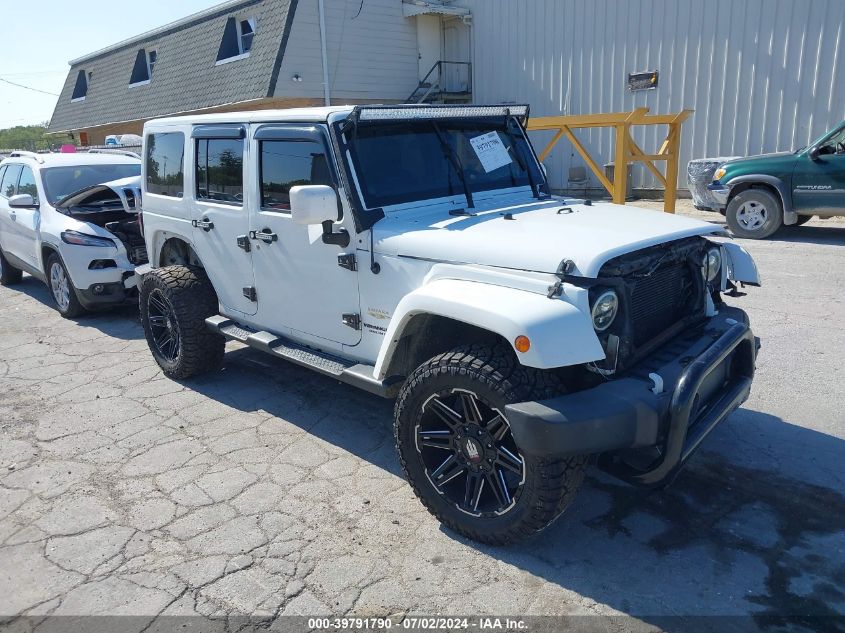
top-left (469, 132), bottom-right (513, 173)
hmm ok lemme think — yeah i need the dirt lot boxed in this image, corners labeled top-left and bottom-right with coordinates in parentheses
top-left (1, 204), bottom-right (843, 631)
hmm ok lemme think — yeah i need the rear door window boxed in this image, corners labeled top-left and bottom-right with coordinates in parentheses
top-left (0, 165), bottom-right (22, 198)
top-left (196, 138), bottom-right (244, 205)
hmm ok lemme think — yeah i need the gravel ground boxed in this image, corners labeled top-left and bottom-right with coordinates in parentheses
top-left (0, 204), bottom-right (843, 632)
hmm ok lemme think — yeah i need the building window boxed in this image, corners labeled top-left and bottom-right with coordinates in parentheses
top-left (130, 49), bottom-right (157, 86)
top-left (146, 132), bottom-right (184, 197)
top-left (71, 70), bottom-right (87, 102)
top-left (260, 140), bottom-right (333, 211)
top-left (216, 17), bottom-right (255, 64)
top-left (196, 138), bottom-right (244, 205)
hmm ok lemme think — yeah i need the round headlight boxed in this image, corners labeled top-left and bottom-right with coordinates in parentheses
top-left (591, 290), bottom-right (619, 332)
top-left (702, 247), bottom-right (722, 282)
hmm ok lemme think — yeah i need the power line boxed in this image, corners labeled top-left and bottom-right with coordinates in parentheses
top-left (0, 70), bottom-right (66, 77)
top-left (0, 78), bottom-right (59, 97)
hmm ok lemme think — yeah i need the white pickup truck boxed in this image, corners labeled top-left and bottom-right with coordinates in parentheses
top-left (136, 104), bottom-right (760, 544)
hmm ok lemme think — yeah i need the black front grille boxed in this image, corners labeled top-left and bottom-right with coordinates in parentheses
top-left (629, 262), bottom-right (694, 345)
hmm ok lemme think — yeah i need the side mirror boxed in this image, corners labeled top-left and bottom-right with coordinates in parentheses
top-left (8, 193), bottom-right (38, 209)
top-left (808, 146), bottom-right (821, 161)
top-left (289, 185), bottom-right (336, 225)
top-left (289, 184), bottom-right (349, 247)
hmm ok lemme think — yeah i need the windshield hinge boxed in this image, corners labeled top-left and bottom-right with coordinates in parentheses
top-left (338, 253), bottom-right (357, 271)
top-left (342, 313), bottom-right (361, 330)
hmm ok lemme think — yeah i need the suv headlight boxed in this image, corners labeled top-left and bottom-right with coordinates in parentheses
top-left (591, 289), bottom-right (619, 332)
top-left (713, 167), bottom-right (726, 181)
top-left (61, 231), bottom-right (115, 247)
top-left (702, 246), bottom-right (722, 282)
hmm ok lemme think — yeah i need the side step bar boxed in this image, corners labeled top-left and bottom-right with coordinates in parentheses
top-left (205, 315), bottom-right (401, 398)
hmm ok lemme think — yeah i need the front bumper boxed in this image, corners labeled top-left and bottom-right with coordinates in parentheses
top-left (504, 307), bottom-right (758, 487)
top-left (76, 272), bottom-right (138, 309)
top-left (706, 182), bottom-right (730, 208)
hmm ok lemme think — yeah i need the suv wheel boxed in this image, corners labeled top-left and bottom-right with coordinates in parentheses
top-left (395, 343), bottom-right (587, 544)
top-left (726, 189), bottom-right (783, 239)
top-left (0, 248), bottom-right (23, 286)
top-left (46, 253), bottom-right (85, 318)
top-left (139, 266), bottom-right (225, 379)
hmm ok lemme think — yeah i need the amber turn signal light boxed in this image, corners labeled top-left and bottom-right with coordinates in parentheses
top-left (514, 336), bottom-right (531, 353)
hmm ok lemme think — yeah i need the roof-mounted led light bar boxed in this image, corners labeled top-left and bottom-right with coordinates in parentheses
top-left (351, 104), bottom-right (530, 124)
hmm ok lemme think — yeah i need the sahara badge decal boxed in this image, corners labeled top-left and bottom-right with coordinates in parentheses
top-left (364, 308), bottom-right (390, 335)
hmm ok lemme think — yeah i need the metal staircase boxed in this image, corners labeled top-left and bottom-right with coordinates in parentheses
top-left (407, 61), bottom-right (472, 104)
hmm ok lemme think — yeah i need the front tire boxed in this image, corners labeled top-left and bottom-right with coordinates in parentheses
top-left (46, 253), bottom-right (85, 318)
top-left (0, 247), bottom-right (23, 286)
top-left (139, 266), bottom-right (225, 379)
top-left (395, 343), bottom-right (587, 545)
top-left (726, 189), bottom-right (783, 239)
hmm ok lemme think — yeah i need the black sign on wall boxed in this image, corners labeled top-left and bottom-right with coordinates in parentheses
top-left (628, 71), bottom-right (659, 91)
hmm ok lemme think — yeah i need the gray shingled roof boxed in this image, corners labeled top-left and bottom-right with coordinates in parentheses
top-left (48, 0), bottom-right (296, 133)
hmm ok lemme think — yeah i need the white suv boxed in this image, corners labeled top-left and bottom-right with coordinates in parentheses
top-left (137, 105), bottom-right (761, 544)
top-left (0, 151), bottom-right (145, 317)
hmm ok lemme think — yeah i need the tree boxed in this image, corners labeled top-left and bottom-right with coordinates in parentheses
top-left (0, 123), bottom-right (76, 152)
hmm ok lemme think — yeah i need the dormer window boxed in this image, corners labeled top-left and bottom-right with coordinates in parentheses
top-left (216, 17), bottom-right (256, 64)
top-left (129, 49), bottom-right (157, 86)
top-left (71, 70), bottom-right (87, 102)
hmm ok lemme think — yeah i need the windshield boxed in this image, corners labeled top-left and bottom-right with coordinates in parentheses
top-left (41, 164), bottom-right (141, 205)
top-left (344, 119), bottom-right (542, 209)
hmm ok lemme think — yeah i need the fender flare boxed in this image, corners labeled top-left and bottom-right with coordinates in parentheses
top-left (373, 278), bottom-right (605, 379)
top-left (726, 174), bottom-right (798, 225)
top-left (151, 229), bottom-right (200, 268)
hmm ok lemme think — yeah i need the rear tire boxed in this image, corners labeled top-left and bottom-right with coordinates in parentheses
top-left (0, 248), bottom-right (23, 286)
top-left (139, 266), bottom-right (225, 379)
top-left (395, 343), bottom-right (587, 545)
top-left (46, 253), bottom-right (85, 318)
top-left (726, 189), bottom-right (783, 239)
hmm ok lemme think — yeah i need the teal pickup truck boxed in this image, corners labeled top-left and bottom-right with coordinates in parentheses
top-left (708, 121), bottom-right (845, 238)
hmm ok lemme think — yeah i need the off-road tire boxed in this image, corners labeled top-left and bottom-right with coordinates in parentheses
top-left (0, 247), bottom-right (23, 286)
top-left (140, 266), bottom-right (225, 379)
top-left (726, 188), bottom-right (783, 239)
top-left (395, 343), bottom-right (587, 545)
top-left (46, 253), bottom-right (85, 318)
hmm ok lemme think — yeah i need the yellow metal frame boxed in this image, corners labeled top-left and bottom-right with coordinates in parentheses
top-left (528, 107), bottom-right (693, 213)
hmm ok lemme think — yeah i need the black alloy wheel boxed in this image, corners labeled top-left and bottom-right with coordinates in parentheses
top-left (417, 389), bottom-right (525, 516)
top-left (146, 288), bottom-right (182, 362)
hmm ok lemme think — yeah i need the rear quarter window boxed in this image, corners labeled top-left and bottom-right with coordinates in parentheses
top-left (146, 132), bottom-right (184, 197)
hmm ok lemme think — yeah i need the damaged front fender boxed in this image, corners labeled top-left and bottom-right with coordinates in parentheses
top-left (722, 242), bottom-right (761, 286)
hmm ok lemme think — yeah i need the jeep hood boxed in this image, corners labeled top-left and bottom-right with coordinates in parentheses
top-left (374, 197), bottom-right (723, 278)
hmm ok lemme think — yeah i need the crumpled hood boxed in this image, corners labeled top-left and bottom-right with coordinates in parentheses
top-left (55, 176), bottom-right (142, 214)
top-left (374, 196), bottom-right (722, 278)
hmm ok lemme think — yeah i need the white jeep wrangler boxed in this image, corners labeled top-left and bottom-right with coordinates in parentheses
top-left (137, 104), bottom-right (760, 544)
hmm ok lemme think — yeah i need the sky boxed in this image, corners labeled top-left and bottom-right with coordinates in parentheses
top-left (0, 0), bottom-right (220, 129)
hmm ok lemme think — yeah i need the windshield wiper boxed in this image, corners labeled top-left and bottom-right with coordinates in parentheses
top-left (505, 115), bottom-right (543, 200)
top-left (432, 121), bottom-right (474, 209)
